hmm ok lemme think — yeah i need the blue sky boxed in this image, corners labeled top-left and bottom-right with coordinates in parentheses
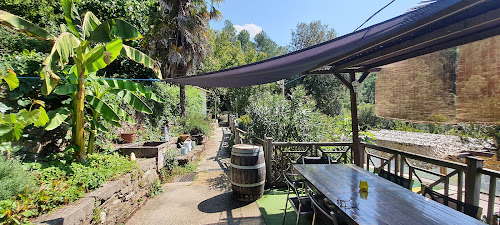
top-left (210, 0), bottom-right (422, 47)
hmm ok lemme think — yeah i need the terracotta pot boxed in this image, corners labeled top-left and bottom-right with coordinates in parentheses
top-left (121, 133), bottom-right (136, 143)
top-left (179, 134), bottom-right (190, 142)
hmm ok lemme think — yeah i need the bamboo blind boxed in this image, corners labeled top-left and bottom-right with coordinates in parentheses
top-left (375, 48), bottom-right (457, 123)
top-left (456, 35), bottom-right (500, 124)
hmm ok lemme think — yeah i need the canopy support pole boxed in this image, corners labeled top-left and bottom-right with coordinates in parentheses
top-left (333, 72), bottom-right (362, 166)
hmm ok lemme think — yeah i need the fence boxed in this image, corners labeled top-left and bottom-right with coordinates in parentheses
top-left (227, 114), bottom-right (499, 224)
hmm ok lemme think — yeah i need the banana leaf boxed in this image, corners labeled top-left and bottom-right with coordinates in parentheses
top-left (0, 10), bottom-right (55, 41)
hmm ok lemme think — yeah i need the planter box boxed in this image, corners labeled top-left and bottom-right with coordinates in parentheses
top-left (119, 142), bottom-right (172, 170)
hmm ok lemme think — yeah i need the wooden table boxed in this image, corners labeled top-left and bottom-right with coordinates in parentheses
top-left (293, 164), bottom-right (484, 225)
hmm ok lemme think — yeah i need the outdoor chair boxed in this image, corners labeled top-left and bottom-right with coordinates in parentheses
top-left (302, 156), bottom-right (332, 164)
top-left (283, 172), bottom-right (313, 225)
top-left (307, 189), bottom-right (338, 225)
top-left (422, 186), bottom-right (483, 219)
top-left (378, 169), bottom-right (413, 190)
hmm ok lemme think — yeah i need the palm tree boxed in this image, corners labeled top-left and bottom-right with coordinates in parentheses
top-left (146, 0), bottom-right (222, 117)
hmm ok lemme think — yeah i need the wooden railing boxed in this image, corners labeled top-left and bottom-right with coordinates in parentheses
top-left (362, 143), bottom-right (499, 224)
top-left (228, 115), bottom-right (247, 145)
top-left (226, 114), bottom-right (499, 224)
top-left (265, 139), bottom-right (352, 187)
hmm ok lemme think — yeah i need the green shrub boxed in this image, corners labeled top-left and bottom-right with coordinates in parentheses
top-left (358, 103), bottom-right (379, 130)
top-left (246, 86), bottom-right (325, 142)
top-left (0, 158), bottom-right (36, 200)
top-left (0, 153), bottom-right (137, 224)
top-left (147, 180), bottom-right (164, 197)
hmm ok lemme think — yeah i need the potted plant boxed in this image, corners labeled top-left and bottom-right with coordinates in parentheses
top-left (186, 116), bottom-right (212, 145)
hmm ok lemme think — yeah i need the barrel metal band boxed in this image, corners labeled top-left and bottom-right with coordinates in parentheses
top-left (231, 151), bottom-right (264, 157)
top-left (231, 180), bottom-right (265, 187)
top-left (230, 163), bottom-right (265, 170)
top-left (232, 149), bottom-right (262, 154)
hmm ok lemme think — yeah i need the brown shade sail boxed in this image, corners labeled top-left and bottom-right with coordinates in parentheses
top-left (169, 0), bottom-right (500, 88)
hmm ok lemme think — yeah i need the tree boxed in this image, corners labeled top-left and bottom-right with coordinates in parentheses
top-left (254, 31), bottom-right (285, 57)
top-left (146, 0), bottom-right (222, 118)
top-left (0, 0), bottom-right (161, 161)
top-left (289, 20), bottom-right (336, 51)
top-left (289, 20), bottom-right (345, 116)
top-left (237, 30), bottom-right (250, 50)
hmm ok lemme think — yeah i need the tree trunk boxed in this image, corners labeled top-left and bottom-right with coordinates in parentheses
top-left (180, 84), bottom-right (186, 118)
top-left (74, 67), bottom-right (86, 161)
top-left (87, 110), bottom-right (99, 154)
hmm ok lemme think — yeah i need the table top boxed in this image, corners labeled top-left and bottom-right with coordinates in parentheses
top-left (293, 164), bottom-right (484, 225)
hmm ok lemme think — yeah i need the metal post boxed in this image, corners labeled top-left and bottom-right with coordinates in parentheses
top-left (465, 156), bottom-right (483, 207)
top-left (349, 72), bottom-right (362, 167)
top-left (264, 137), bottom-right (273, 188)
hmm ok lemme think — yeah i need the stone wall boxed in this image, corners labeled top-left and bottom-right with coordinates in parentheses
top-left (34, 158), bottom-right (160, 225)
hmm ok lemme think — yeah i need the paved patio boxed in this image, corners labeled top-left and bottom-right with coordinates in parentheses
top-left (125, 126), bottom-right (265, 225)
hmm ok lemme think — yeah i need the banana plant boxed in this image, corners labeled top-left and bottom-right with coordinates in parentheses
top-left (48, 74), bottom-right (164, 153)
top-left (0, 0), bottom-right (162, 161)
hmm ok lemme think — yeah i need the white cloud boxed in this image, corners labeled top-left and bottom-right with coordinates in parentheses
top-left (233, 24), bottom-right (263, 39)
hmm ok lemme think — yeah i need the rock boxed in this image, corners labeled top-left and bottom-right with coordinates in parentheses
top-left (99, 211), bottom-right (106, 224)
top-left (130, 152), bottom-right (136, 161)
top-left (34, 197), bottom-right (95, 225)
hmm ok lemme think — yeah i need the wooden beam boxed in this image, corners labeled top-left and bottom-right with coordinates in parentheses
top-left (305, 67), bottom-right (380, 74)
top-left (358, 71), bottom-right (371, 84)
top-left (335, 6), bottom-right (500, 70)
top-left (333, 72), bottom-right (353, 90)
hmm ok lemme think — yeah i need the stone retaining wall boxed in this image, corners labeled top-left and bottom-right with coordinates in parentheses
top-left (34, 158), bottom-right (160, 225)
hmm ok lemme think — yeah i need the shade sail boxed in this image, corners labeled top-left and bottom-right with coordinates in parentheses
top-left (170, 0), bottom-right (500, 88)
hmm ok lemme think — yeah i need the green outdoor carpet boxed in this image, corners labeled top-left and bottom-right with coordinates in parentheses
top-left (257, 189), bottom-right (312, 225)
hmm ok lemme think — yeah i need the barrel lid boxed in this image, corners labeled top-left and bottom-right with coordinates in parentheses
top-left (232, 144), bottom-right (262, 151)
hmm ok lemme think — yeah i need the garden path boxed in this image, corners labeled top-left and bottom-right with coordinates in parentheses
top-left (125, 125), bottom-right (265, 225)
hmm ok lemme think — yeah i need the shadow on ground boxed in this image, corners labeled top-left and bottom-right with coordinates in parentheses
top-left (198, 192), bottom-right (252, 213)
top-left (205, 172), bottom-right (231, 192)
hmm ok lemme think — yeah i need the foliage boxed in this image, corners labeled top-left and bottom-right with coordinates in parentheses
top-left (0, 152), bottom-right (136, 224)
top-left (147, 180), bottom-right (163, 197)
top-left (287, 20), bottom-right (345, 116)
top-left (254, 31), bottom-right (286, 57)
top-left (0, 1), bottom-right (162, 160)
top-left (0, 158), bottom-right (37, 201)
top-left (146, 0), bottom-right (222, 117)
top-left (358, 103), bottom-right (380, 130)
top-left (289, 20), bottom-right (336, 52)
top-left (237, 114), bottom-right (251, 130)
top-left (226, 83), bottom-right (280, 116)
top-left (359, 74), bottom-right (376, 104)
top-left (177, 115), bottom-right (212, 136)
top-left (77, 0), bottom-right (156, 35)
top-left (159, 162), bottom-right (197, 183)
top-left (246, 86), bottom-right (325, 142)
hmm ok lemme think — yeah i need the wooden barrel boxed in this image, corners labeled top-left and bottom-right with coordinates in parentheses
top-left (230, 144), bottom-right (266, 202)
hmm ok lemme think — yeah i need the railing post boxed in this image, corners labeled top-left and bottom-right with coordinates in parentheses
top-left (235, 129), bottom-right (241, 144)
top-left (465, 156), bottom-right (483, 207)
top-left (360, 145), bottom-right (366, 168)
top-left (487, 176), bottom-right (497, 225)
top-left (264, 137), bottom-right (273, 188)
